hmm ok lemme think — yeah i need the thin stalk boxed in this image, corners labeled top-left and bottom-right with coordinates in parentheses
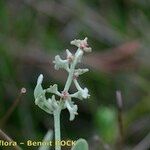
top-left (0, 88), bottom-right (26, 128)
top-left (0, 129), bottom-right (22, 150)
top-left (63, 49), bottom-right (83, 92)
top-left (116, 90), bottom-right (124, 150)
top-left (54, 109), bottom-right (61, 150)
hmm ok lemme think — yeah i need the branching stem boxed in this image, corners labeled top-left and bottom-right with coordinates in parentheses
top-left (63, 49), bottom-right (83, 92)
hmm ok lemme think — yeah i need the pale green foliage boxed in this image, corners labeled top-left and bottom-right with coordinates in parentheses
top-left (34, 37), bottom-right (91, 121)
top-left (34, 38), bottom-right (92, 150)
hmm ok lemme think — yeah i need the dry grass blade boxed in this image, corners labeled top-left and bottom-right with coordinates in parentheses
top-left (0, 129), bottom-right (22, 150)
top-left (0, 88), bottom-right (26, 128)
top-left (116, 90), bottom-right (124, 150)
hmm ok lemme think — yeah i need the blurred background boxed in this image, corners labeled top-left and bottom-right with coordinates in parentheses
top-left (0, 0), bottom-right (150, 150)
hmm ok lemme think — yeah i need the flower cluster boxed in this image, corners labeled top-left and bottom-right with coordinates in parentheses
top-left (34, 38), bottom-right (91, 121)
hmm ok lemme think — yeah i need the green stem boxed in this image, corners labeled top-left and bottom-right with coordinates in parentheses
top-left (53, 48), bottom-right (83, 150)
top-left (54, 109), bottom-right (61, 150)
top-left (63, 49), bottom-right (83, 92)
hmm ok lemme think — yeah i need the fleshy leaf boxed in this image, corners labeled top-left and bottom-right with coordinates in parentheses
top-left (46, 84), bottom-right (61, 96)
top-left (65, 100), bottom-right (78, 121)
top-left (35, 95), bottom-right (59, 114)
top-left (34, 75), bottom-right (59, 114)
top-left (47, 84), bottom-right (57, 93)
top-left (70, 91), bottom-right (83, 100)
top-left (53, 55), bottom-right (69, 71)
top-left (70, 37), bottom-right (92, 52)
top-left (74, 68), bottom-right (89, 77)
top-left (34, 74), bottom-right (44, 99)
top-left (80, 88), bottom-right (90, 99)
top-left (73, 79), bottom-right (90, 99)
top-left (71, 139), bottom-right (89, 150)
top-left (70, 88), bottom-right (89, 100)
top-left (70, 39), bottom-right (81, 48)
top-left (48, 95), bottom-right (59, 109)
top-left (35, 92), bottom-right (53, 114)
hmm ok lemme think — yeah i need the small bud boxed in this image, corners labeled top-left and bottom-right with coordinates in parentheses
top-left (21, 87), bottom-right (26, 94)
top-left (71, 37), bottom-right (92, 52)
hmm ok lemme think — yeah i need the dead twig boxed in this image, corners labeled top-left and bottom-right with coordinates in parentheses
top-left (0, 129), bottom-right (22, 150)
top-left (0, 88), bottom-right (26, 128)
top-left (116, 90), bottom-right (124, 150)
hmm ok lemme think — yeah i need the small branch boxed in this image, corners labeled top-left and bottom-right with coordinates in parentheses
top-left (0, 129), bottom-right (22, 150)
top-left (0, 88), bottom-right (26, 127)
top-left (63, 49), bottom-right (83, 92)
top-left (116, 90), bottom-right (124, 149)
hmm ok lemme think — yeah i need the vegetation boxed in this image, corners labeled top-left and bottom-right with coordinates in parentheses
top-left (0, 0), bottom-right (150, 150)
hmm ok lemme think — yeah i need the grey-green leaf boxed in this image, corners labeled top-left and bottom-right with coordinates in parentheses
top-left (47, 84), bottom-right (58, 94)
top-left (74, 68), bottom-right (89, 76)
top-left (34, 74), bottom-right (44, 99)
top-left (53, 55), bottom-right (69, 71)
top-left (71, 139), bottom-right (89, 150)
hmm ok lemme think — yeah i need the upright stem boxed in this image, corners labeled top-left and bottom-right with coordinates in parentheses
top-left (54, 109), bottom-right (61, 150)
top-left (63, 49), bottom-right (83, 92)
top-left (53, 49), bottom-right (83, 150)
